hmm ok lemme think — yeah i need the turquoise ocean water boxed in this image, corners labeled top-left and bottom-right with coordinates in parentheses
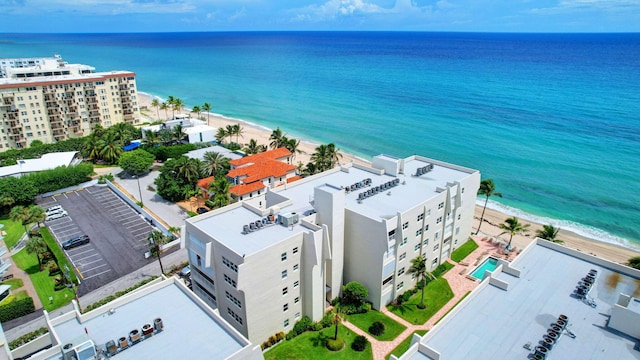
top-left (2, 32), bottom-right (639, 250)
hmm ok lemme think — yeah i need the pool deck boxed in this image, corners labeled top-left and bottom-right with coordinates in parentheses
top-left (341, 235), bottom-right (507, 360)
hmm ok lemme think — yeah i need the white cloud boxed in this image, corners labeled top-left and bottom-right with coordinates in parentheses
top-left (530, 0), bottom-right (639, 14)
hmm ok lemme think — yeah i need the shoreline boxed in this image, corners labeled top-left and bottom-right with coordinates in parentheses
top-left (136, 92), bottom-right (640, 265)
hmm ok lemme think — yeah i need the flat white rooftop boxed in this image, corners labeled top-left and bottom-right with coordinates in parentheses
top-left (0, 151), bottom-right (79, 178)
top-left (189, 156), bottom-right (476, 256)
top-left (418, 242), bottom-right (640, 359)
top-left (50, 280), bottom-right (247, 360)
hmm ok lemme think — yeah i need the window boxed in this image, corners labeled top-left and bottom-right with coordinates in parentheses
top-left (399, 252), bottom-right (406, 261)
top-left (416, 229), bottom-right (422, 237)
top-left (438, 202), bottom-right (444, 209)
top-left (284, 319), bottom-right (290, 327)
top-left (414, 244), bottom-right (420, 252)
top-left (461, 187), bottom-right (465, 193)
top-left (293, 264), bottom-right (299, 271)
top-left (396, 282), bottom-right (404, 290)
top-left (417, 214), bottom-right (424, 221)
top-left (196, 255), bottom-right (202, 267)
top-left (432, 258), bottom-right (438, 266)
top-left (294, 297), bottom-right (300, 304)
top-left (294, 280), bottom-right (299, 288)
top-left (382, 275), bottom-right (393, 285)
top-left (227, 308), bottom-right (243, 325)
top-left (411, 273), bottom-right (416, 280)
top-left (281, 252), bottom-right (287, 261)
top-left (225, 291), bottom-right (242, 308)
top-left (456, 227), bottom-right (460, 235)
top-left (224, 274), bottom-right (237, 288)
top-left (457, 213), bottom-right (461, 220)
top-left (397, 267), bottom-right (405, 276)
top-left (222, 256), bottom-right (238, 272)
top-left (436, 216), bottom-right (442, 224)
top-left (282, 270), bottom-right (287, 279)
top-left (295, 312), bottom-right (301, 319)
top-left (424, 224), bottom-right (429, 231)
top-left (433, 244), bottom-right (439, 251)
top-left (388, 229), bottom-right (396, 241)
top-left (283, 303), bottom-right (289, 312)
top-left (402, 222), bottom-right (409, 230)
top-left (435, 231), bottom-right (440, 239)
top-left (400, 237), bottom-right (407, 246)
top-left (423, 239), bottom-right (429, 246)
top-left (282, 287), bottom-right (288, 296)
top-left (293, 247), bottom-right (299, 254)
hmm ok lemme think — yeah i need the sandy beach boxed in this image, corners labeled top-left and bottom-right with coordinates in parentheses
top-left (137, 92), bottom-right (640, 266)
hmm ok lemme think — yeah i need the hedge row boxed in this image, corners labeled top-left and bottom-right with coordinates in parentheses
top-left (0, 297), bottom-right (35, 322)
top-left (39, 228), bottom-right (77, 284)
top-left (83, 276), bottom-right (158, 313)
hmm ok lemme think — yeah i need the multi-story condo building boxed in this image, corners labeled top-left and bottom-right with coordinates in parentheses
top-left (183, 154), bottom-right (480, 343)
top-left (0, 55), bottom-right (140, 150)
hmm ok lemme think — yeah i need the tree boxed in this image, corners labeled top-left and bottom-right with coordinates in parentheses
top-left (499, 217), bottom-right (530, 250)
top-left (172, 98), bottom-right (184, 118)
top-left (29, 206), bottom-right (46, 227)
top-left (119, 149), bottom-right (155, 175)
top-left (476, 179), bottom-right (502, 235)
top-left (158, 129), bottom-right (174, 146)
top-left (30, 140), bottom-right (44, 148)
top-left (225, 124), bottom-right (235, 144)
top-left (10, 205), bottom-right (45, 235)
top-left (536, 224), bottom-right (563, 243)
top-left (200, 151), bottom-right (227, 178)
top-left (151, 98), bottom-right (160, 119)
top-left (407, 256), bottom-right (435, 309)
top-left (98, 132), bottom-right (123, 164)
top-left (310, 144), bottom-right (329, 172)
top-left (202, 102), bottom-right (211, 125)
top-left (191, 105), bottom-right (201, 119)
top-left (175, 156), bottom-right (201, 185)
top-left (332, 309), bottom-right (342, 341)
top-left (342, 281), bottom-right (368, 306)
top-left (143, 129), bottom-right (159, 147)
top-left (627, 257), bottom-right (640, 270)
top-left (215, 128), bottom-right (227, 144)
top-left (82, 133), bottom-right (101, 161)
top-left (167, 96), bottom-right (176, 118)
top-left (232, 124), bottom-right (244, 144)
top-left (269, 127), bottom-right (286, 149)
top-left (243, 139), bottom-right (266, 155)
top-left (173, 124), bottom-right (187, 144)
top-left (326, 143), bottom-right (342, 168)
top-left (160, 102), bottom-right (169, 119)
top-left (208, 177), bottom-right (231, 208)
top-left (25, 236), bottom-right (47, 271)
top-left (284, 138), bottom-right (303, 162)
top-left (148, 230), bottom-right (169, 275)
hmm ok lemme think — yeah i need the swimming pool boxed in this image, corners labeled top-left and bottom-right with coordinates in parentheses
top-left (470, 257), bottom-right (499, 280)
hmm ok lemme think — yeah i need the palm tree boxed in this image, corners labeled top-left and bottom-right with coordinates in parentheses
top-left (148, 230), bottom-right (169, 275)
top-left (476, 179), bottom-right (503, 235)
top-left (627, 257), bottom-right (640, 270)
top-left (310, 144), bottom-right (329, 172)
top-left (175, 157), bottom-right (201, 185)
top-left (151, 98), bottom-right (160, 119)
top-left (326, 143), bottom-right (342, 168)
top-left (200, 151), bottom-right (227, 177)
top-left (98, 132), bottom-right (123, 164)
top-left (10, 205), bottom-right (31, 234)
top-left (332, 309), bottom-right (342, 340)
top-left (167, 95), bottom-right (176, 118)
top-left (269, 127), bottom-right (286, 149)
top-left (225, 124), bottom-right (235, 144)
top-left (208, 177), bottom-right (231, 208)
top-left (29, 206), bottom-right (46, 227)
top-left (536, 224), bottom-right (563, 243)
top-left (160, 102), bottom-right (169, 119)
top-left (82, 133), bottom-right (101, 161)
top-left (192, 105), bottom-right (201, 119)
top-left (158, 129), bottom-right (173, 146)
top-left (215, 128), bottom-right (227, 144)
top-left (243, 139), bottom-right (266, 154)
top-left (173, 124), bottom-right (187, 144)
top-left (407, 256), bottom-right (436, 309)
top-left (202, 102), bottom-right (211, 125)
top-left (284, 138), bottom-right (303, 162)
top-left (172, 98), bottom-right (184, 119)
top-left (499, 217), bottom-right (530, 250)
top-left (232, 124), bottom-right (244, 144)
top-left (25, 236), bottom-right (47, 271)
top-left (143, 129), bottom-right (159, 147)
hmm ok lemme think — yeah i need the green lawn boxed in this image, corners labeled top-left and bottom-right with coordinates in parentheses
top-left (12, 248), bottom-right (74, 311)
top-left (387, 278), bottom-right (454, 325)
top-left (450, 239), bottom-right (479, 263)
top-left (386, 330), bottom-right (428, 359)
top-left (0, 290), bottom-right (29, 305)
top-left (0, 216), bottom-right (25, 249)
top-left (265, 325), bottom-right (373, 360)
top-left (345, 310), bottom-right (406, 341)
top-left (1, 278), bottom-right (24, 290)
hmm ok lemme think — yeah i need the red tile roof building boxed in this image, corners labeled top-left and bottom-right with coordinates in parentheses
top-left (226, 148), bottom-right (299, 199)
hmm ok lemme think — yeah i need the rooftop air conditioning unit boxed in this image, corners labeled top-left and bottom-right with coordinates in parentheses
top-left (278, 212), bottom-right (299, 227)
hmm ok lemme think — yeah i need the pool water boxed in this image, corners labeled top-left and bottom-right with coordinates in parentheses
top-left (470, 257), bottom-right (499, 280)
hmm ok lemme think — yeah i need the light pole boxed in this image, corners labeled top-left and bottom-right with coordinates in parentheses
top-left (134, 173), bottom-right (143, 207)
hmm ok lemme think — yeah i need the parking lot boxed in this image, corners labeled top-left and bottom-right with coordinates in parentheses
top-left (38, 185), bottom-right (157, 295)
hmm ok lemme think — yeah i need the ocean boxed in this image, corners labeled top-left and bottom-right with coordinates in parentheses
top-left (2, 32), bottom-right (639, 250)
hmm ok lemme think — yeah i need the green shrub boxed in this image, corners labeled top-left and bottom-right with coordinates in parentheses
top-left (351, 335), bottom-right (368, 352)
top-left (292, 316), bottom-right (312, 336)
top-left (369, 321), bottom-right (385, 336)
top-left (8, 327), bottom-right (48, 350)
top-left (320, 312), bottom-right (334, 328)
top-left (83, 276), bottom-right (158, 312)
top-left (325, 338), bottom-right (345, 351)
top-left (0, 297), bottom-right (35, 322)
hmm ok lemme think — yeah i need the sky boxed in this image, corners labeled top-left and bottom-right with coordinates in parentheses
top-left (0, 0), bottom-right (638, 33)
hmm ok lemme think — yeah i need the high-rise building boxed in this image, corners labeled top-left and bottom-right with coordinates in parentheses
top-left (0, 55), bottom-right (140, 150)
top-left (183, 154), bottom-right (480, 343)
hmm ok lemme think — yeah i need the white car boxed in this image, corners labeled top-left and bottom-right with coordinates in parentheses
top-left (46, 210), bottom-right (68, 221)
top-left (46, 205), bottom-right (63, 214)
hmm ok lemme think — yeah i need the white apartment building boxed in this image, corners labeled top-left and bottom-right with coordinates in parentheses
top-left (183, 154), bottom-right (480, 343)
top-left (0, 55), bottom-right (140, 150)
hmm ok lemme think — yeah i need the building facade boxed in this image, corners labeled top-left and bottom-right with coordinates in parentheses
top-left (183, 154), bottom-right (480, 343)
top-left (0, 55), bottom-right (140, 150)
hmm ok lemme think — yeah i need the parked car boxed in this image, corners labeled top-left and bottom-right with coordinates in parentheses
top-left (46, 205), bottom-right (63, 214)
top-left (196, 207), bottom-right (209, 214)
top-left (180, 265), bottom-right (191, 277)
top-left (46, 210), bottom-right (68, 221)
top-left (62, 235), bottom-right (90, 250)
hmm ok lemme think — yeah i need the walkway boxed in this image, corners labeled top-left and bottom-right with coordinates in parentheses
top-left (341, 234), bottom-right (512, 360)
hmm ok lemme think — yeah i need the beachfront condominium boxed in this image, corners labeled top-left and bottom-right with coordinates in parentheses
top-left (183, 154), bottom-right (480, 343)
top-left (0, 55), bottom-right (140, 150)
